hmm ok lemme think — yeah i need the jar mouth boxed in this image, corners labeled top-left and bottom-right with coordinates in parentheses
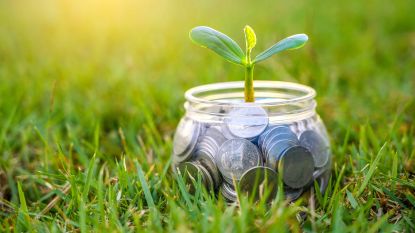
top-left (185, 81), bottom-right (316, 106)
top-left (184, 81), bottom-right (317, 123)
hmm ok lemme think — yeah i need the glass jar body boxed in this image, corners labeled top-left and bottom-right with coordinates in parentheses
top-left (172, 81), bottom-right (331, 202)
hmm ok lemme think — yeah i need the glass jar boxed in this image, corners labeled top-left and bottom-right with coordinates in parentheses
top-left (172, 81), bottom-right (331, 202)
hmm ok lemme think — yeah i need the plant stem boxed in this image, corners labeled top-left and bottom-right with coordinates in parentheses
top-left (244, 65), bottom-right (255, 102)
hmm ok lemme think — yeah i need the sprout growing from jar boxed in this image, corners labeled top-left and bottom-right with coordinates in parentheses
top-left (189, 25), bottom-right (308, 102)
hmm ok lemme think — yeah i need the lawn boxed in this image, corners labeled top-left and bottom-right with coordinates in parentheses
top-left (0, 0), bottom-right (414, 232)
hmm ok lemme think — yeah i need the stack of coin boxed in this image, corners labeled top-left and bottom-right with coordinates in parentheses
top-left (172, 117), bottom-right (202, 163)
top-left (261, 125), bottom-right (315, 189)
top-left (175, 161), bottom-right (214, 194)
top-left (221, 182), bottom-right (237, 203)
top-left (172, 107), bottom-right (331, 203)
top-left (194, 126), bottom-right (227, 189)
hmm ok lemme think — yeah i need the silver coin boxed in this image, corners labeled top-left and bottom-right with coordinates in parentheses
top-left (299, 163), bottom-right (331, 190)
top-left (265, 139), bottom-right (298, 169)
top-left (278, 146), bottom-right (314, 189)
top-left (198, 141), bottom-right (217, 157)
top-left (176, 161), bottom-right (208, 194)
top-left (204, 137), bottom-right (223, 155)
top-left (195, 147), bottom-right (215, 162)
top-left (257, 127), bottom-right (275, 144)
top-left (263, 132), bottom-right (298, 156)
top-left (316, 169), bottom-right (331, 194)
top-left (225, 107), bottom-right (269, 139)
top-left (284, 186), bottom-right (303, 201)
top-left (257, 127), bottom-right (272, 149)
top-left (219, 124), bottom-right (238, 140)
top-left (216, 139), bottom-right (262, 181)
top-left (262, 126), bottom-right (293, 145)
top-left (205, 126), bottom-right (227, 145)
top-left (221, 182), bottom-right (237, 202)
top-left (222, 175), bottom-right (236, 185)
top-left (299, 130), bottom-right (330, 168)
top-left (173, 117), bottom-right (201, 162)
top-left (195, 150), bottom-right (222, 189)
top-left (198, 163), bottom-right (214, 191)
top-left (197, 126), bottom-right (227, 158)
top-left (261, 126), bottom-right (294, 154)
top-left (313, 164), bottom-right (330, 179)
top-left (238, 166), bottom-right (278, 203)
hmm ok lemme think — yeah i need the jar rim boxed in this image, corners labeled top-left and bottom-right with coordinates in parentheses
top-left (185, 81), bottom-right (316, 106)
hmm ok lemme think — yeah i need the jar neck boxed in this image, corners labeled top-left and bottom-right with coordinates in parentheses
top-left (184, 81), bottom-right (317, 124)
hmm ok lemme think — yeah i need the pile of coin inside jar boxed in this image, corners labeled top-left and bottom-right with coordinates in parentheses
top-left (172, 106), bottom-right (331, 203)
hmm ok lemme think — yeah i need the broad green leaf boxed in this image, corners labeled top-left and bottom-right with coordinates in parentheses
top-left (244, 25), bottom-right (256, 51)
top-left (190, 26), bottom-right (244, 65)
top-left (254, 34), bottom-right (308, 63)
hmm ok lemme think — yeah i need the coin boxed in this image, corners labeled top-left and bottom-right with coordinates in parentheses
top-left (222, 175), bottom-right (236, 185)
top-left (284, 186), bottom-right (303, 201)
top-left (239, 166), bottom-right (278, 203)
top-left (225, 107), bottom-right (269, 139)
top-left (257, 127), bottom-right (273, 149)
top-left (265, 139), bottom-right (298, 169)
top-left (263, 132), bottom-right (298, 156)
top-left (195, 150), bottom-right (222, 189)
top-left (278, 146), bottom-right (314, 189)
top-left (316, 169), bottom-right (330, 194)
top-left (261, 126), bottom-right (293, 146)
top-left (198, 163), bottom-right (214, 191)
top-left (205, 126), bottom-right (227, 142)
top-left (219, 124), bottom-right (238, 140)
top-left (205, 127), bottom-right (228, 149)
top-left (221, 182), bottom-right (237, 202)
top-left (173, 117), bottom-right (201, 162)
top-left (299, 130), bottom-right (330, 168)
top-left (313, 164), bottom-right (330, 180)
top-left (216, 139), bottom-right (262, 181)
top-left (197, 142), bottom-right (216, 157)
top-left (176, 161), bottom-right (210, 194)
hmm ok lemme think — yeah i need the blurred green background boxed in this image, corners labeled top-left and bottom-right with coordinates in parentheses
top-left (0, 0), bottom-right (414, 231)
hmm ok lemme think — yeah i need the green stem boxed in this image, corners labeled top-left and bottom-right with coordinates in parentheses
top-left (244, 65), bottom-right (254, 102)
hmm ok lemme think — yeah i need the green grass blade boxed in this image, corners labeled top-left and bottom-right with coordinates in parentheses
top-left (16, 182), bottom-right (31, 232)
top-left (356, 143), bottom-right (387, 197)
top-left (346, 189), bottom-right (358, 209)
top-left (135, 161), bottom-right (156, 209)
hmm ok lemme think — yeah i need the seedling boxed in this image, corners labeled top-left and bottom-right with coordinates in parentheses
top-left (190, 25), bottom-right (308, 102)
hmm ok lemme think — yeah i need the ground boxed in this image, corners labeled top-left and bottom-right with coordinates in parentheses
top-left (0, 0), bottom-right (414, 232)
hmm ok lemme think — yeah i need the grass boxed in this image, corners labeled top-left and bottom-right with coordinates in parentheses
top-left (0, 0), bottom-right (414, 232)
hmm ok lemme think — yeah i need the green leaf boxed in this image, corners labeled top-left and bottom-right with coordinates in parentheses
top-left (254, 34), bottom-right (308, 63)
top-left (244, 25), bottom-right (256, 52)
top-left (190, 26), bottom-right (244, 65)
